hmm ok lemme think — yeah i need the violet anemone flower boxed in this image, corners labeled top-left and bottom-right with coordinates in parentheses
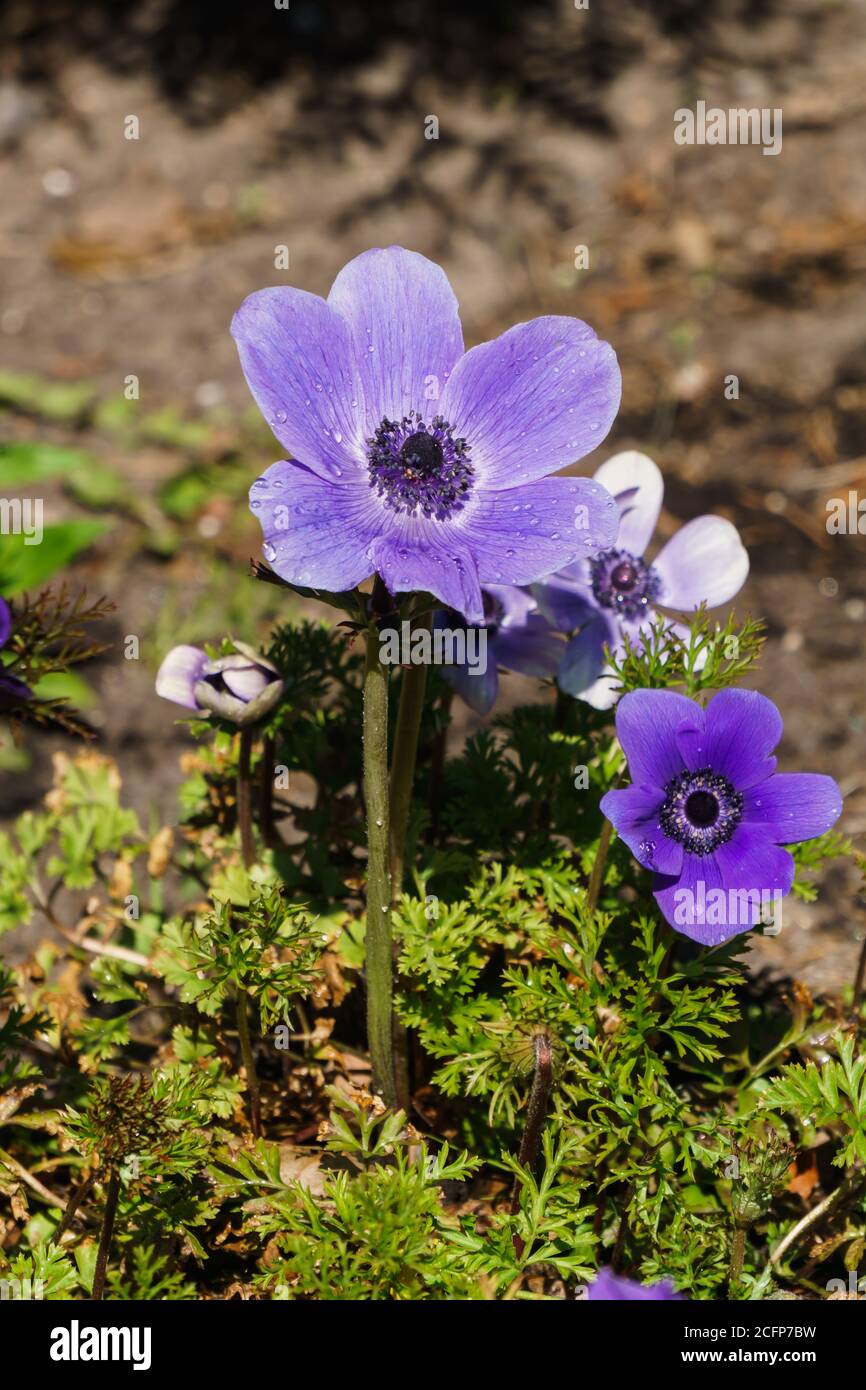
top-left (435, 584), bottom-right (565, 715)
top-left (0, 596), bottom-right (31, 705)
top-left (233, 247), bottom-right (621, 625)
top-left (586, 1267), bottom-right (683, 1301)
top-left (600, 689), bottom-right (843, 945)
top-left (532, 452), bottom-right (749, 708)
top-left (156, 641), bottom-right (283, 726)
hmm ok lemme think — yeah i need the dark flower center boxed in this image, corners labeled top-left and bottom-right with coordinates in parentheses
top-left (590, 547), bottom-right (661, 621)
top-left (400, 431), bottom-right (443, 477)
top-left (659, 767), bottom-right (743, 856)
top-left (610, 560), bottom-right (637, 591)
top-left (685, 789), bottom-right (718, 827)
top-left (367, 412), bottom-right (474, 520)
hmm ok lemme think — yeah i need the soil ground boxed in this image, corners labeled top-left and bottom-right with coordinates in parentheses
top-left (1, 0), bottom-right (864, 988)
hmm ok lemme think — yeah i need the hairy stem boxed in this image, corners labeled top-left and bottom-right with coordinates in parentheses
top-left (510, 1031), bottom-right (554, 1258)
top-left (51, 1171), bottom-right (94, 1246)
top-left (429, 687), bottom-right (453, 839)
top-left (90, 1168), bottom-right (120, 1301)
top-left (728, 1221), bottom-right (748, 1291)
top-left (611, 1183), bottom-right (634, 1271)
top-left (853, 931), bottom-right (866, 1013)
top-left (236, 988), bottom-right (262, 1138)
top-left (387, 613), bottom-right (433, 1111)
top-left (258, 732), bottom-right (277, 849)
top-left (237, 727), bottom-right (255, 869)
top-left (389, 611), bottom-right (432, 893)
top-left (587, 817), bottom-right (614, 914)
top-left (363, 616), bottom-right (397, 1107)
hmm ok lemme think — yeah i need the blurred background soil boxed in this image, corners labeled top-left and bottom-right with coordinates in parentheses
top-left (0, 0), bottom-right (864, 987)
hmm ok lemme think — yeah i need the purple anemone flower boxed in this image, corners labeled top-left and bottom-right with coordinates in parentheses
top-left (586, 1268), bottom-right (683, 1301)
top-left (0, 596), bottom-right (32, 706)
top-left (600, 689), bottom-right (843, 945)
top-left (156, 641), bottom-right (283, 726)
top-left (435, 584), bottom-right (564, 715)
top-left (232, 247), bottom-right (621, 624)
top-left (532, 452), bottom-right (749, 708)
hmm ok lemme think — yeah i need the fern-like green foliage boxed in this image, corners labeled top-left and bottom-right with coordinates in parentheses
top-left (761, 1034), bottom-right (866, 1167)
top-left (0, 602), bottom-right (860, 1302)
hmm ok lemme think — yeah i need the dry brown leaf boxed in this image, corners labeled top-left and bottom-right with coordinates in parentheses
top-left (147, 826), bottom-right (174, 879)
top-left (787, 1150), bottom-right (820, 1200)
top-left (278, 1145), bottom-right (327, 1196)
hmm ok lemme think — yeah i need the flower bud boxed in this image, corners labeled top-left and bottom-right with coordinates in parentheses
top-left (156, 640), bottom-right (283, 726)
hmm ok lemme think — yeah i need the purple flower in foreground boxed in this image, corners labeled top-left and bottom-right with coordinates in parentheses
top-left (532, 452), bottom-right (749, 708)
top-left (587, 1268), bottom-right (684, 1301)
top-left (436, 584), bottom-right (564, 714)
top-left (0, 596), bottom-right (32, 706)
top-left (600, 689), bottom-right (843, 944)
top-left (233, 246), bottom-right (622, 624)
top-left (156, 641), bottom-right (283, 726)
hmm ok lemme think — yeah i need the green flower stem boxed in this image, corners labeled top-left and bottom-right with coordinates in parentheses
top-left (258, 732), bottom-right (277, 849)
top-left (233, 730), bottom-right (263, 1134)
top-left (586, 816), bottom-right (614, 914)
top-left (363, 615), bottom-right (398, 1108)
top-left (587, 769), bottom-right (625, 914)
top-left (388, 610), bottom-right (433, 1112)
top-left (510, 1030), bottom-right (553, 1259)
top-left (728, 1220), bottom-right (749, 1291)
top-left (236, 987), bottom-right (262, 1138)
top-left (853, 931), bottom-right (866, 1013)
top-left (429, 687), bottom-right (453, 838)
top-left (237, 727), bottom-right (255, 869)
top-left (51, 1170), bottom-right (94, 1246)
top-left (90, 1167), bottom-right (120, 1301)
top-left (389, 610), bottom-right (432, 895)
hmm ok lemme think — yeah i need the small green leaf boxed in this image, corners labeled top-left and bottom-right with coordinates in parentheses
top-left (0, 442), bottom-right (94, 486)
top-left (0, 372), bottom-right (96, 422)
top-left (0, 520), bottom-right (108, 593)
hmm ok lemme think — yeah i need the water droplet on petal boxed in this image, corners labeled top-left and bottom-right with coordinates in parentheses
top-left (262, 542), bottom-right (277, 562)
